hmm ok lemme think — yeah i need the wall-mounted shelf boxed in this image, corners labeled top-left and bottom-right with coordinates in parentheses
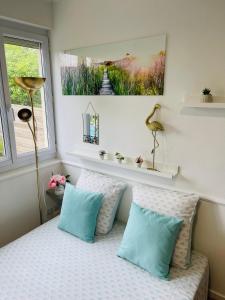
top-left (183, 96), bottom-right (225, 108)
top-left (67, 151), bottom-right (179, 180)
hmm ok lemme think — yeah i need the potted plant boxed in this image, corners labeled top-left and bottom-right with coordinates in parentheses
top-left (135, 156), bottom-right (143, 168)
top-left (115, 152), bottom-right (125, 164)
top-left (99, 150), bottom-right (106, 160)
top-left (48, 173), bottom-right (70, 196)
top-left (202, 88), bottom-right (213, 103)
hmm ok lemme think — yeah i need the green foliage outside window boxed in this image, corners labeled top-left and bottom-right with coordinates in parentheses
top-left (5, 44), bottom-right (42, 107)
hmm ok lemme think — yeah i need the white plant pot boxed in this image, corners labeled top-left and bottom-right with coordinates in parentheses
top-left (202, 94), bottom-right (213, 103)
top-left (136, 162), bottom-right (142, 168)
top-left (117, 159), bottom-right (123, 164)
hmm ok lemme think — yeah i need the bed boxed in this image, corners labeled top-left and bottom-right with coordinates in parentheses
top-left (0, 217), bottom-right (208, 300)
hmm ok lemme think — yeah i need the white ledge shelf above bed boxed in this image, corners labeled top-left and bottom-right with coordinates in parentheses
top-left (67, 151), bottom-right (179, 180)
top-left (183, 96), bottom-right (225, 108)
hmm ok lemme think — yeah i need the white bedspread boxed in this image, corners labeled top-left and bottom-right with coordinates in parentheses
top-left (0, 217), bottom-right (208, 300)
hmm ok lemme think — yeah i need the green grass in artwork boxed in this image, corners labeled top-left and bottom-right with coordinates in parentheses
top-left (107, 63), bottom-right (164, 96)
top-left (61, 63), bottom-right (104, 95)
top-left (107, 66), bottom-right (131, 95)
top-left (61, 51), bottom-right (165, 95)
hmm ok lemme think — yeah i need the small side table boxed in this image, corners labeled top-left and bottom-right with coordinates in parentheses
top-left (44, 189), bottom-right (64, 222)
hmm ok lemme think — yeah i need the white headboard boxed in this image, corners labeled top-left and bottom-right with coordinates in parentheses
top-left (61, 160), bottom-right (202, 224)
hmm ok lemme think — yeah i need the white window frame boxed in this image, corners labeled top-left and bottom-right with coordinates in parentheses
top-left (0, 71), bottom-right (11, 169)
top-left (0, 24), bottom-right (56, 173)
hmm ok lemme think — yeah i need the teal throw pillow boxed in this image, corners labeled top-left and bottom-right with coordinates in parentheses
top-left (117, 202), bottom-right (183, 279)
top-left (58, 183), bottom-right (103, 242)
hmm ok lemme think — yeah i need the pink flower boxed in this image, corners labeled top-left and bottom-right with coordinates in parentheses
top-left (48, 180), bottom-right (57, 189)
top-left (59, 176), bottom-right (66, 185)
top-left (48, 174), bottom-right (67, 189)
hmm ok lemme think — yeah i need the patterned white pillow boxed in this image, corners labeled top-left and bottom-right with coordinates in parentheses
top-left (76, 169), bottom-right (127, 235)
top-left (133, 184), bottom-right (199, 269)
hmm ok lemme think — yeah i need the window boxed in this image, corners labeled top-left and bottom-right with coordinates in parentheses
top-left (0, 23), bottom-right (55, 172)
top-left (4, 37), bottom-right (49, 155)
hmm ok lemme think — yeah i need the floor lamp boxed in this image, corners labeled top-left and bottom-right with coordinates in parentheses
top-left (15, 77), bottom-right (46, 224)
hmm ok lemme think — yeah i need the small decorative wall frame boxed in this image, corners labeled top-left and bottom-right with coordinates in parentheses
top-left (60, 34), bottom-right (166, 96)
top-left (82, 102), bottom-right (99, 145)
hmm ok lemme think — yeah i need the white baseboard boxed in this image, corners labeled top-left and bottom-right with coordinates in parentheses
top-left (209, 289), bottom-right (225, 300)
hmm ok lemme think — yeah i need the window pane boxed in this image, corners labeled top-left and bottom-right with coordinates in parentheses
top-left (4, 40), bottom-right (48, 155)
top-left (0, 112), bottom-right (6, 159)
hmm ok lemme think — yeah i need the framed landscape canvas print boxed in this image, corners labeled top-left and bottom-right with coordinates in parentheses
top-left (60, 34), bottom-right (166, 96)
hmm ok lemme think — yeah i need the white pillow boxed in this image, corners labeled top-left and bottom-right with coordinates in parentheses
top-left (133, 184), bottom-right (199, 269)
top-left (76, 169), bottom-right (127, 235)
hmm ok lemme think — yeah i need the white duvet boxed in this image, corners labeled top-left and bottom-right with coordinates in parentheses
top-left (0, 217), bottom-right (208, 300)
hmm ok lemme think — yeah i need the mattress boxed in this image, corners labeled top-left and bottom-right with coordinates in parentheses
top-left (0, 217), bottom-right (208, 300)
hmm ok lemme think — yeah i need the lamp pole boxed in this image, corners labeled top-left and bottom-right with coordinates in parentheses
top-left (29, 90), bottom-right (42, 224)
top-left (15, 77), bottom-right (46, 225)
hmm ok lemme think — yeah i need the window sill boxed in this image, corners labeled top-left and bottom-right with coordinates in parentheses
top-left (0, 158), bottom-right (61, 183)
top-left (0, 149), bottom-right (57, 174)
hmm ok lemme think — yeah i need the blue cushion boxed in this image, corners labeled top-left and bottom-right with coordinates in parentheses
top-left (58, 183), bottom-right (103, 242)
top-left (117, 202), bottom-right (183, 279)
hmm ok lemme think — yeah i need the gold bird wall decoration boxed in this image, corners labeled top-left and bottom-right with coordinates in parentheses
top-left (145, 104), bottom-right (164, 171)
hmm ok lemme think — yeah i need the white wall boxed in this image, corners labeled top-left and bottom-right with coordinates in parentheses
top-left (51, 0), bottom-right (225, 297)
top-left (51, 0), bottom-right (225, 201)
top-left (0, 0), bottom-right (52, 28)
top-left (0, 0), bottom-right (55, 246)
top-left (0, 160), bottom-right (61, 247)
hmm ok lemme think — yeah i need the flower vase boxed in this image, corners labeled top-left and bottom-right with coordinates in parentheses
top-left (55, 185), bottom-right (65, 196)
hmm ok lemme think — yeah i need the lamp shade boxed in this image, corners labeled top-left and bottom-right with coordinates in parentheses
top-left (18, 108), bottom-right (32, 122)
top-left (15, 77), bottom-right (46, 92)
